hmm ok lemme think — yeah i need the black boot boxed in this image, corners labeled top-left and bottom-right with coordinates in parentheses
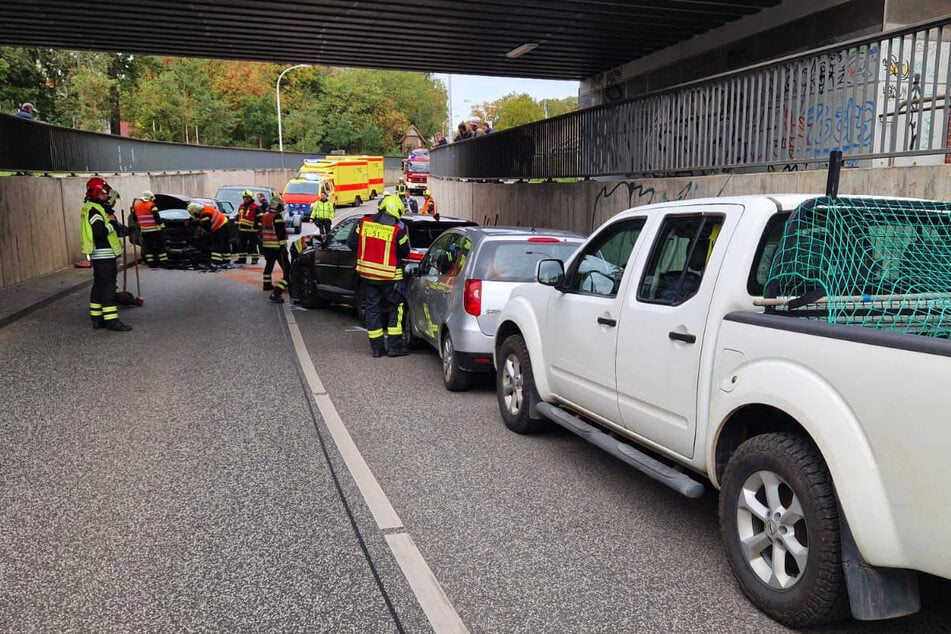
top-left (371, 341), bottom-right (386, 358)
top-left (104, 320), bottom-right (132, 332)
top-left (269, 292), bottom-right (284, 304)
top-left (91, 317), bottom-right (104, 329)
top-left (263, 282), bottom-right (273, 291)
top-left (387, 340), bottom-right (409, 357)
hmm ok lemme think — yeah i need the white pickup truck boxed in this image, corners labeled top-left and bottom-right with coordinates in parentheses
top-left (493, 194), bottom-right (951, 628)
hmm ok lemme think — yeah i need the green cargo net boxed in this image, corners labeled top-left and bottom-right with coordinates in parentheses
top-left (763, 196), bottom-right (951, 338)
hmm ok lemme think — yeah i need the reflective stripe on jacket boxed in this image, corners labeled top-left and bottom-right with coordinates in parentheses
top-left (81, 201), bottom-right (122, 259)
top-left (261, 210), bottom-right (287, 249)
top-left (200, 205), bottom-right (228, 232)
top-left (310, 199), bottom-right (334, 220)
top-left (237, 201), bottom-right (260, 231)
top-left (133, 199), bottom-right (161, 231)
top-left (355, 219), bottom-right (403, 281)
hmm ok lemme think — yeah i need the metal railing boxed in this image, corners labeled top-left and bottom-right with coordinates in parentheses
top-left (0, 113), bottom-right (320, 173)
top-left (433, 16), bottom-right (951, 180)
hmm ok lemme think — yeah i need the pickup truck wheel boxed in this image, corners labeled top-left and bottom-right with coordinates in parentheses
top-left (497, 334), bottom-right (547, 434)
top-left (719, 433), bottom-right (848, 628)
top-left (442, 333), bottom-right (471, 391)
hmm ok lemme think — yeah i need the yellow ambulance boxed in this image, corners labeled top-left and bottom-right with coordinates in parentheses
top-left (318, 155), bottom-right (383, 199)
top-left (297, 158), bottom-right (370, 206)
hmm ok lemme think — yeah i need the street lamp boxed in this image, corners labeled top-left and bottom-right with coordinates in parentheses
top-left (276, 63), bottom-right (311, 166)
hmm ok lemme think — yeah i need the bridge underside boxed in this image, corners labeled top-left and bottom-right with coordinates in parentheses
top-left (2, 0), bottom-right (781, 80)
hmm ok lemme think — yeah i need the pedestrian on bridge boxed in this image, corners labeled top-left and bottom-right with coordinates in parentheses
top-left (133, 191), bottom-right (168, 268)
top-left (235, 190), bottom-right (261, 266)
top-left (261, 195), bottom-right (291, 303)
top-left (81, 177), bottom-right (132, 331)
top-left (309, 191), bottom-right (335, 244)
top-left (348, 193), bottom-right (411, 358)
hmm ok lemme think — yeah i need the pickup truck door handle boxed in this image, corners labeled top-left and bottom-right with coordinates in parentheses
top-left (597, 316), bottom-right (617, 327)
top-left (668, 331), bottom-right (696, 344)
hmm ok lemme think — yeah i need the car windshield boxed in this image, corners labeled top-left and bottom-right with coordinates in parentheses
top-left (406, 222), bottom-right (476, 250)
top-left (216, 187), bottom-right (268, 211)
top-left (407, 161), bottom-right (430, 174)
top-left (476, 241), bottom-right (582, 282)
top-left (285, 181), bottom-right (320, 195)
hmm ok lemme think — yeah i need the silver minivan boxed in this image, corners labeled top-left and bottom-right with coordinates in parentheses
top-left (403, 226), bottom-right (584, 391)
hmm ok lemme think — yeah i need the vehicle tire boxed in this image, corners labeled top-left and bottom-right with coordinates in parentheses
top-left (719, 433), bottom-right (848, 628)
top-left (355, 282), bottom-right (367, 327)
top-left (402, 305), bottom-right (426, 350)
top-left (441, 332), bottom-right (471, 392)
top-left (352, 195), bottom-right (363, 207)
top-left (297, 261), bottom-right (327, 309)
top-left (496, 334), bottom-right (548, 433)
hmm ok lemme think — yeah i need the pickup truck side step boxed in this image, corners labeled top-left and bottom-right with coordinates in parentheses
top-left (536, 402), bottom-right (706, 499)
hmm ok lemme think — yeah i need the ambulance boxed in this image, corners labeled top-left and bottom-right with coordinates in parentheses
top-left (317, 155), bottom-right (383, 199)
top-left (297, 157), bottom-right (369, 207)
top-left (282, 176), bottom-right (335, 230)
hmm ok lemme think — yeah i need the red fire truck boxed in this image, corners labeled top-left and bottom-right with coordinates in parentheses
top-left (402, 148), bottom-right (430, 195)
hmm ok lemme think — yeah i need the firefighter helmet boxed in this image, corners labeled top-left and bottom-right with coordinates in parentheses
top-left (187, 202), bottom-right (202, 216)
top-left (142, 190), bottom-right (154, 200)
top-left (86, 177), bottom-right (110, 199)
top-left (242, 189), bottom-right (253, 198)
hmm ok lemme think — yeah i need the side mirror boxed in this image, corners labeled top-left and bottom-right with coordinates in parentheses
top-left (404, 261), bottom-right (420, 277)
top-left (537, 259), bottom-right (565, 287)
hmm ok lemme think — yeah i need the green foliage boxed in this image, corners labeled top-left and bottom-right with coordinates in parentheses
top-left (473, 92), bottom-right (578, 131)
top-left (0, 46), bottom-right (449, 152)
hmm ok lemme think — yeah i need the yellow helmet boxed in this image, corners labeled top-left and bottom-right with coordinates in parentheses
top-left (242, 189), bottom-right (253, 198)
top-left (187, 202), bottom-right (202, 216)
top-left (423, 189), bottom-right (431, 196)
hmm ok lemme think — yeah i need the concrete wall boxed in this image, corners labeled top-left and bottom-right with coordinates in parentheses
top-left (429, 164), bottom-right (951, 236)
top-left (0, 166), bottom-right (407, 288)
top-left (7, 164), bottom-right (951, 289)
top-left (0, 169), bottom-right (295, 288)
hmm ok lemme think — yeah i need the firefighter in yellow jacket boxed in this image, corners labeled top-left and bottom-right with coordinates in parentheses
top-left (309, 191), bottom-right (335, 243)
top-left (81, 177), bottom-right (132, 331)
top-left (348, 193), bottom-right (411, 357)
top-left (261, 195), bottom-right (291, 303)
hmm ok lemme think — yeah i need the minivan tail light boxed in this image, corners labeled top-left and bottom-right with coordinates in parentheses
top-left (464, 279), bottom-right (482, 316)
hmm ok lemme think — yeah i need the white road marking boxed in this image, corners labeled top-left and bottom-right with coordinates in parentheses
top-left (283, 303), bottom-right (468, 633)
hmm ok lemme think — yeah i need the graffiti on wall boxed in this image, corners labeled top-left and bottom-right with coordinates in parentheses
top-left (589, 180), bottom-right (699, 232)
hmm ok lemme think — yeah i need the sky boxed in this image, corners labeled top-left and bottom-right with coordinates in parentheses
top-left (439, 74), bottom-right (578, 128)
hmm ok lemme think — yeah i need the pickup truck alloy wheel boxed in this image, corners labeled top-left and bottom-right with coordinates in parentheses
top-left (719, 432), bottom-right (847, 628)
top-left (441, 333), bottom-right (471, 391)
top-left (496, 334), bottom-right (547, 433)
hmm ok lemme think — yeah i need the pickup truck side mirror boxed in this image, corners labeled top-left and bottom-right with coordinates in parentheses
top-left (537, 259), bottom-right (565, 287)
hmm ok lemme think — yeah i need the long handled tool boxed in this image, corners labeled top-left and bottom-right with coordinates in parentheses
top-left (116, 208), bottom-right (141, 306)
top-left (131, 234), bottom-right (144, 306)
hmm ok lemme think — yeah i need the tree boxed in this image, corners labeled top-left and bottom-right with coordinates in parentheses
top-left (474, 92), bottom-right (579, 131)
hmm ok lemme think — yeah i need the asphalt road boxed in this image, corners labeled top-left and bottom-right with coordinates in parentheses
top-left (1, 253), bottom-right (949, 632)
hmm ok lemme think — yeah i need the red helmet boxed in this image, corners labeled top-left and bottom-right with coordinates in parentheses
top-left (86, 177), bottom-right (111, 199)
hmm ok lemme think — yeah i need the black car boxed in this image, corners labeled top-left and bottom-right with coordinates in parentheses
top-left (289, 213), bottom-right (478, 322)
top-left (128, 193), bottom-right (229, 268)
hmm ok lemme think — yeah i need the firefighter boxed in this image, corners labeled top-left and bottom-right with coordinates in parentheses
top-left (235, 189), bottom-right (261, 265)
top-left (81, 177), bottom-right (132, 331)
top-left (395, 178), bottom-right (408, 201)
top-left (309, 191), bottom-right (335, 243)
top-left (347, 192), bottom-right (411, 358)
top-left (187, 202), bottom-right (233, 269)
top-left (133, 190), bottom-right (168, 268)
top-left (421, 189), bottom-right (436, 216)
top-left (261, 195), bottom-right (291, 302)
